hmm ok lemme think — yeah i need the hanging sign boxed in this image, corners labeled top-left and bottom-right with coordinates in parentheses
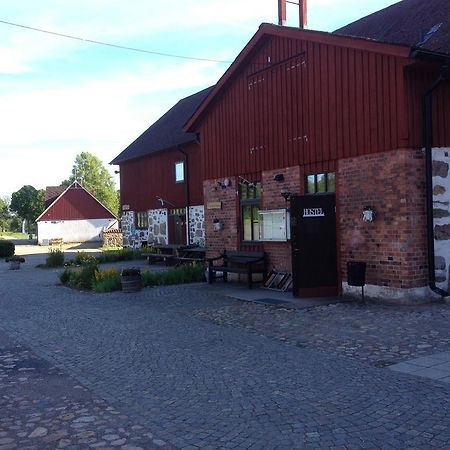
top-left (303, 207), bottom-right (325, 218)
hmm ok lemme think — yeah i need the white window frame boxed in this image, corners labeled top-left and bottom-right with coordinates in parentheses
top-left (175, 161), bottom-right (184, 183)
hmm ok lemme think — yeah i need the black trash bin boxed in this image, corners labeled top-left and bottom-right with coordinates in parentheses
top-left (347, 261), bottom-right (366, 286)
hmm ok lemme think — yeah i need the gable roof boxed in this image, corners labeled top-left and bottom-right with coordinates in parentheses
top-left (335, 0), bottom-right (450, 56)
top-left (185, 23), bottom-right (411, 132)
top-left (44, 186), bottom-right (65, 209)
top-left (36, 181), bottom-right (117, 222)
top-left (110, 86), bottom-right (214, 165)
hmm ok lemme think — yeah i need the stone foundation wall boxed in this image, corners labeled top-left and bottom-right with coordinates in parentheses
top-left (433, 148), bottom-right (450, 290)
top-left (148, 209), bottom-right (168, 245)
top-left (189, 205), bottom-right (205, 246)
top-left (121, 211), bottom-right (135, 247)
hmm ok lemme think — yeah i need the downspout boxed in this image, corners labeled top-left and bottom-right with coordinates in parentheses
top-left (424, 63), bottom-right (449, 297)
top-left (177, 146), bottom-right (191, 245)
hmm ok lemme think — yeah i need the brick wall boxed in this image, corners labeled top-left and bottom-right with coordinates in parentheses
top-left (338, 148), bottom-right (428, 289)
top-left (203, 177), bottom-right (239, 258)
top-left (261, 167), bottom-right (301, 272)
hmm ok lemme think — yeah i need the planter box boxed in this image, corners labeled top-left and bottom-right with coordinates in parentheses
top-left (121, 275), bottom-right (142, 292)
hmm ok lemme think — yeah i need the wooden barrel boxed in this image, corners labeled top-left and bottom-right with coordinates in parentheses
top-left (121, 275), bottom-right (142, 292)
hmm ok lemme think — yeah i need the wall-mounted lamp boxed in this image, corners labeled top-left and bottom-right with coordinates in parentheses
top-left (239, 176), bottom-right (256, 189)
top-left (216, 178), bottom-right (232, 190)
top-left (213, 218), bottom-right (223, 231)
top-left (281, 189), bottom-right (292, 201)
top-left (274, 173), bottom-right (285, 182)
top-left (362, 206), bottom-right (376, 222)
top-left (155, 196), bottom-right (175, 207)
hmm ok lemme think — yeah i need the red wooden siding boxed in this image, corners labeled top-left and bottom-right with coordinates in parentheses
top-left (40, 187), bottom-right (115, 221)
top-left (119, 143), bottom-right (203, 211)
top-left (405, 64), bottom-right (450, 149)
top-left (199, 35), bottom-right (413, 179)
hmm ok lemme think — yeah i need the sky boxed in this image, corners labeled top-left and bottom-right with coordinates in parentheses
top-left (0, 0), bottom-right (401, 198)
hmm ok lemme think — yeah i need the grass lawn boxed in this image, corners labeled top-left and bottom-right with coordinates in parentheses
top-left (0, 232), bottom-right (29, 239)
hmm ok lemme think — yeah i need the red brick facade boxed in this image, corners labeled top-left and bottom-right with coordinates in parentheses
top-left (338, 148), bottom-right (428, 289)
top-left (203, 177), bottom-right (239, 258)
top-left (204, 149), bottom-right (429, 294)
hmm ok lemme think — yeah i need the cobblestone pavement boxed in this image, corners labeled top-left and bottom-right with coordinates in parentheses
top-left (0, 331), bottom-right (167, 450)
top-left (192, 297), bottom-right (450, 366)
top-left (2, 263), bottom-right (450, 448)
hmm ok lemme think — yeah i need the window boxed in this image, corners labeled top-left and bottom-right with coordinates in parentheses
top-left (306, 172), bottom-right (336, 194)
top-left (175, 161), bottom-right (184, 182)
top-left (136, 212), bottom-right (148, 229)
top-left (240, 181), bottom-right (261, 242)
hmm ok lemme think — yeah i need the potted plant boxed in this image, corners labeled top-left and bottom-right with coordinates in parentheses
top-left (120, 267), bottom-right (142, 292)
top-left (5, 255), bottom-right (25, 270)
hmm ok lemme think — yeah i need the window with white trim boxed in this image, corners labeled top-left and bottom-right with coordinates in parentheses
top-left (175, 161), bottom-right (184, 183)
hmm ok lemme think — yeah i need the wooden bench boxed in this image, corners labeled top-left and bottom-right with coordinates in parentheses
top-left (207, 250), bottom-right (267, 289)
top-left (142, 252), bottom-right (175, 266)
top-left (174, 246), bottom-right (206, 265)
top-left (49, 237), bottom-right (63, 247)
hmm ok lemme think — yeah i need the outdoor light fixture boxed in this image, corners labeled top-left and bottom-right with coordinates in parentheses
top-left (274, 173), bottom-right (285, 182)
top-left (281, 189), bottom-right (292, 201)
top-left (155, 196), bottom-right (175, 207)
top-left (362, 206), bottom-right (376, 222)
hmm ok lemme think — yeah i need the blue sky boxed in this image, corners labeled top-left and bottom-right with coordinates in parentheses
top-left (0, 0), bottom-right (400, 198)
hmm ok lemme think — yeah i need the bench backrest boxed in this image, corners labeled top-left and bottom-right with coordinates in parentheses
top-left (224, 251), bottom-right (266, 265)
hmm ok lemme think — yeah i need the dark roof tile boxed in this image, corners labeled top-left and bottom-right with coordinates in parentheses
top-left (110, 86), bottom-right (214, 165)
top-left (335, 0), bottom-right (450, 55)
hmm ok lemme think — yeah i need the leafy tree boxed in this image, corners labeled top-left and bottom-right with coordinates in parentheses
top-left (63, 152), bottom-right (119, 215)
top-left (10, 186), bottom-right (45, 233)
top-left (0, 197), bottom-right (12, 232)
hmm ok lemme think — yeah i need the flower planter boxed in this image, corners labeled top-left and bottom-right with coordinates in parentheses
top-left (121, 274), bottom-right (142, 292)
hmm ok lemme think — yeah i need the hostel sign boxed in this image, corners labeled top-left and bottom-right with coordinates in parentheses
top-left (303, 207), bottom-right (325, 218)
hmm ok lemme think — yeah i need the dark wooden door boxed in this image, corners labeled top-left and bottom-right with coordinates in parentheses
top-left (168, 214), bottom-right (187, 245)
top-left (290, 194), bottom-right (338, 297)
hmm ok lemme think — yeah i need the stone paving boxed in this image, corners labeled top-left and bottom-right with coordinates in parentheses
top-left (2, 260), bottom-right (450, 448)
top-left (0, 331), bottom-right (166, 450)
top-left (193, 297), bottom-right (450, 367)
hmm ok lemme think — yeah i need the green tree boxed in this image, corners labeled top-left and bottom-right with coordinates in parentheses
top-left (63, 152), bottom-right (119, 215)
top-left (0, 197), bottom-right (12, 232)
top-left (10, 186), bottom-right (45, 233)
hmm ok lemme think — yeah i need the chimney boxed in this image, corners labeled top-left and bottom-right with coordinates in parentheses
top-left (278, 0), bottom-right (287, 26)
top-left (278, 0), bottom-right (308, 29)
top-left (299, 0), bottom-right (307, 29)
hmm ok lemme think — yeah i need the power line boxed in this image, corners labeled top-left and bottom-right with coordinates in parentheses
top-left (0, 19), bottom-right (233, 64)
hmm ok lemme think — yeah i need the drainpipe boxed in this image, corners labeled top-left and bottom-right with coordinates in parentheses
top-left (177, 146), bottom-right (191, 245)
top-left (424, 64), bottom-right (449, 297)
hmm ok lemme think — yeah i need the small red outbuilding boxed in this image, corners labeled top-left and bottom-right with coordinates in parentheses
top-left (36, 182), bottom-right (118, 244)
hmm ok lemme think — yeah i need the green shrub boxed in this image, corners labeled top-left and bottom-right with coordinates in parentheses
top-left (74, 251), bottom-right (98, 266)
top-left (141, 263), bottom-right (205, 288)
top-left (0, 240), bottom-right (15, 258)
top-left (46, 249), bottom-right (65, 267)
top-left (96, 248), bottom-right (147, 264)
top-left (59, 267), bottom-right (72, 284)
top-left (93, 267), bottom-right (121, 292)
top-left (63, 264), bottom-right (98, 289)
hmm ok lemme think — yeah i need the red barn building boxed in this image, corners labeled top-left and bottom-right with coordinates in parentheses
top-left (36, 182), bottom-right (118, 244)
top-left (186, 0), bottom-right (450, 302)
top-left (111, 87), bottom-right (213, 247)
